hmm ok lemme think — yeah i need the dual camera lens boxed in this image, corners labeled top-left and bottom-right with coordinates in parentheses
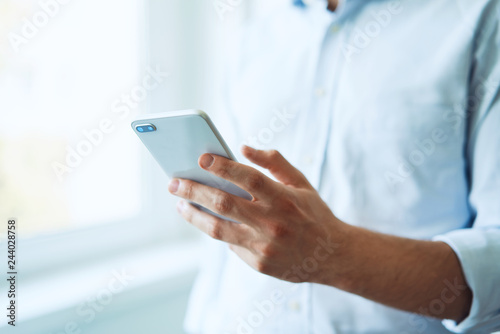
top-left (135, 124), bottom-right (156, 133)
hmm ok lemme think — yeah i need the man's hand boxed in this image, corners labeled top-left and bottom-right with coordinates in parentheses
top-left (168, 145), bottom-right (349, 284)
top-left (168, 146), bottom-right (472, 322)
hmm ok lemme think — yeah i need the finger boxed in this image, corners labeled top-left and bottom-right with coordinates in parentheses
top-left (169, 178), bottom-right (253, 223)
top-left (241, 146), bottom-right (312, 189)
top-left (198, 153), bottom-right (280, 200)
top-left (177, 200), bottom-right (252, 246)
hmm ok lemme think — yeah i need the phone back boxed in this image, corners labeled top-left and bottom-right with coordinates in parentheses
top-left (131, 110), bottom-right (252, 205)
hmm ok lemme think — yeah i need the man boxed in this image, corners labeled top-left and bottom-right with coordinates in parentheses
top-left (170, 0), bottom-right (500, 333)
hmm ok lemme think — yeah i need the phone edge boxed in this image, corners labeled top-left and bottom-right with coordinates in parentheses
top-left (131, 109), bottom-right (239, 162)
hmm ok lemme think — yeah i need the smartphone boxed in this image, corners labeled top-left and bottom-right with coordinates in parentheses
top-left (131, 109), bottom-right (252, 221)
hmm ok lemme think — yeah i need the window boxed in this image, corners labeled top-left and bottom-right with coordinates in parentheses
top-left (0, 0), bottom-right (202, 285)
top-left (0, 0), bottom-right (144, 236)
top-left (0, 0), bottom-right (283, 276)
top-left (0, 0), bottom-right (288, 332)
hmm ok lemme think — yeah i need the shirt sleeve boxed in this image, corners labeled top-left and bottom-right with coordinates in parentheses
top-left (432, 2), bottom-right (500, 332)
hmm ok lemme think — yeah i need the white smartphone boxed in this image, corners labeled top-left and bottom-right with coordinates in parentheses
top-left (131, 109), bottom-right (252, 221)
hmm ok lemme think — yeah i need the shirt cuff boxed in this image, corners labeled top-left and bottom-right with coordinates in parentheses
top-left (433, 228), bottom-right (500, 333)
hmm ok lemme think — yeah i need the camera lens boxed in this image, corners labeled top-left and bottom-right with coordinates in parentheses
top-left (135, 123), bottom-right (155, 133)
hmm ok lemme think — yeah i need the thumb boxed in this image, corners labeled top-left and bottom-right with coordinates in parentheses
top-left (241, 146), bottom-right (312, 189)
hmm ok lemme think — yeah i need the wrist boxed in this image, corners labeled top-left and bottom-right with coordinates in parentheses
top-left (313, 218), bottom-right (359, 289)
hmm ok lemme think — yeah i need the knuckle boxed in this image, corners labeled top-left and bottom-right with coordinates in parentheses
top-left (246, 173), bottom-right (265, 192)
top-left (268, 222), bottom-right (289, 238)
top-left (269, 149), bottom-right (281, 160)
top-left (216, 164), bottom-right (231, 179)
top-left (255, 259), bottom-right (270, 274)
top-left (214, 193), bottom-right (233, 214)
top-left (259, 243), bottom-right (276, 259)
top-left (207, 220), bottom-right (224, 240)
top-left (182, 181), bottom-right (194, 199)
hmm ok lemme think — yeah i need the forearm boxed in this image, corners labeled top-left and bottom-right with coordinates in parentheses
top-left (318, 224), bottom-right (473, 322)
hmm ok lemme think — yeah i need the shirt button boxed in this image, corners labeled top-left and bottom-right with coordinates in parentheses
top-left (288, 300), bottom-right (301, 311)
top-left (330, 25), bottom-right (340, 33)
top-left (314, 87), bottom-right (326, 98)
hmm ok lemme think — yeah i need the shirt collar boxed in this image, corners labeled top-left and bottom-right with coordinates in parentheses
top-left (293, 0), bottom-right (347, 12)
top-left (293, 0), bottom-right (307, 7)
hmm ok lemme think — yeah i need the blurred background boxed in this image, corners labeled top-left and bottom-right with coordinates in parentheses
top-left (0, 0), bottom-right (287, 333)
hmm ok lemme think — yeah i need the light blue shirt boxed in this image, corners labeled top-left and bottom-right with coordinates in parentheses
top-left (185, 0), bottom-right (500, 333)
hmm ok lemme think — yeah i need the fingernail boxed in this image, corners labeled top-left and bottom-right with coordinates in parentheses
top-left (169, 179), bottom-right (180, 193)
top-left (200, 154), bottom-right (214, 169)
